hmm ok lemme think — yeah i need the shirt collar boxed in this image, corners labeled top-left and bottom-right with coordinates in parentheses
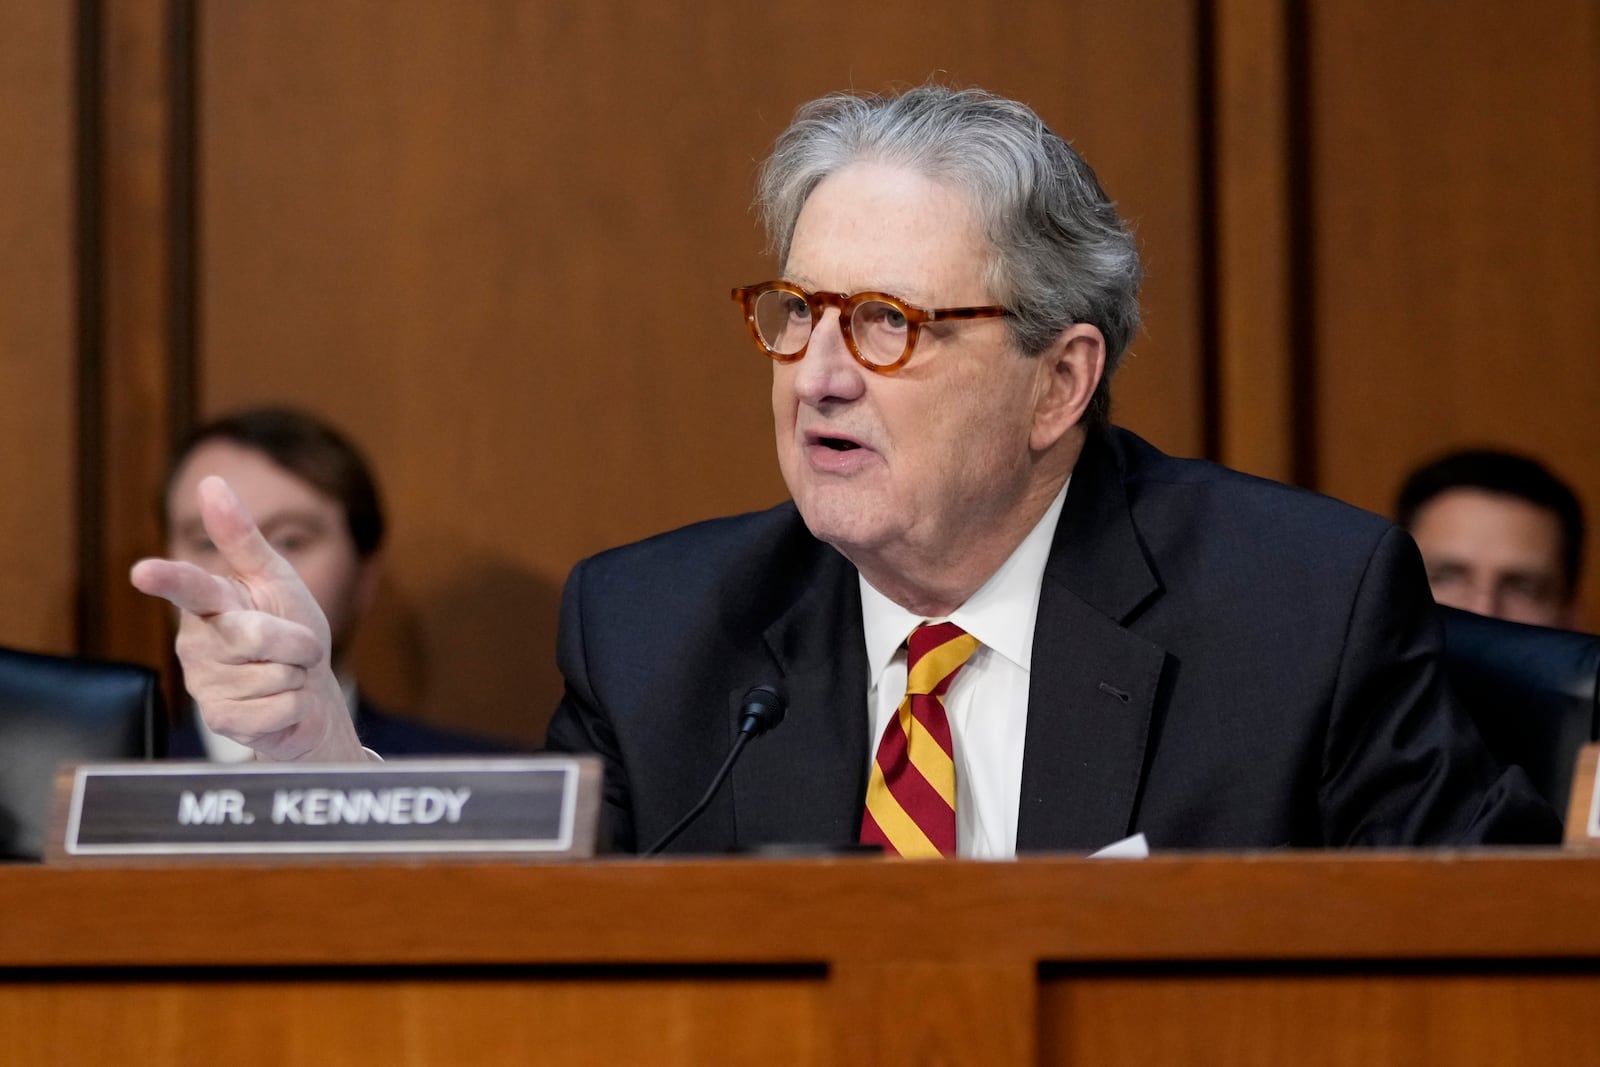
top-left (859, 478), bottom-right (1070, 679)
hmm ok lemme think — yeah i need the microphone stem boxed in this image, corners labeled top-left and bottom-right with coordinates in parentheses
top-left (642, 732), bottom-right (752, 857)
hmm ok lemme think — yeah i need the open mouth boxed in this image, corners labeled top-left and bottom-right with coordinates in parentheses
top-left (818, 437), bottom-right (860, 452)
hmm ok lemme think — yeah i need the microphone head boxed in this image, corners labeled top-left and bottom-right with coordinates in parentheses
top-left (737, 683), bottom-right (787, 738)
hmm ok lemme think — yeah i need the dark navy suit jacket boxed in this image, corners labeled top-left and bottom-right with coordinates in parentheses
top-left (165, 697), bottom-right (516, 759)
top-left (544, 425), bottom-right (1560, 854)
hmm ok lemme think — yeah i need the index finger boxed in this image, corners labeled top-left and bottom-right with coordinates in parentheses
top-left (195, 475), bottom-right (301, 586)
top-left (130, 556), bottom-right (249, 617)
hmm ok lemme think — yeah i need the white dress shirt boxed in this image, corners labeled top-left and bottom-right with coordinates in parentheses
top-left (859, 479), bottom-right (1070, 859)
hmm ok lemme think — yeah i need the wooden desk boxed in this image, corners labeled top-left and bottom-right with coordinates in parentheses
top-left (3, 851), bottom-right (1598, 1065)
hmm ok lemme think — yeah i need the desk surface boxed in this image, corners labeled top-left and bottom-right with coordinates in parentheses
top-left (5, 850), bottom-right (1600, 1066)
top-left (4, 848), bottom-right (1598, 967)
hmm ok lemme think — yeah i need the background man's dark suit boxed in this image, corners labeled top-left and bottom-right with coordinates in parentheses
top-left (548, 425), bottom-right (1560, 853)
top-left (166, 697), bottom-right (513, 759)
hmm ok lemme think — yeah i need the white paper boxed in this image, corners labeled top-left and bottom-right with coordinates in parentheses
top-left (1089, 832), bottom-right (1149, 859)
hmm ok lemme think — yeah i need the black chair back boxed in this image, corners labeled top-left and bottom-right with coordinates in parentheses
top-left (1439, 607), bottom-right (1600, 817)
top-left (0, 646), bottom-right (163, 860)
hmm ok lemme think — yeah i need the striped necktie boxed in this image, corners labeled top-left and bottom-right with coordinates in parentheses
top-left (861, 621), bottom-right (980, 857)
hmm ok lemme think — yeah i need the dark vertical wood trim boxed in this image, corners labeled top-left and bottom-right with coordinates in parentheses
top-left (163, 0), bottom-right (198, 709)
top-left (169, 0), bottom-right (198, 449)
top-left (89, 1), bottom-right (192, 669)
top-left (1195, 0), bottom-right (1222, 462)
top-left (1210, 0), bottom-right (1297, 483)
top-left (1285, 0), bottom-right (1317, 490)
top-left (73, 0), bottom-right (104, 655)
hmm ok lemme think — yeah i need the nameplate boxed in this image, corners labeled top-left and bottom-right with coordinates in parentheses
top-left (1567, 742), bottom-right (1600, 848)
top-left (48, 756), bottom-right (600, 862)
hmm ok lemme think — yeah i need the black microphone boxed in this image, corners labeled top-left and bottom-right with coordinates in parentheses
top-left (642, 683), bottom-right (787, 857)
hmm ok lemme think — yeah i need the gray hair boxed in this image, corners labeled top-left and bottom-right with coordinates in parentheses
top-left (757, 85), bottom-right (1142, 426)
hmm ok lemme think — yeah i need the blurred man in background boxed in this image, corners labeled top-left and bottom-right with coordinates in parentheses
top-left (162, 407), bottom-right (510, 758)
top-left (1397, 448), bottom-right (1585, 629)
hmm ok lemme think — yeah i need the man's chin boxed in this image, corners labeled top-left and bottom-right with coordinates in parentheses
top-left (794, 498), bottom-right (886, 558)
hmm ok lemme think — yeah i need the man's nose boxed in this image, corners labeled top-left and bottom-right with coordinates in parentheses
top-left (790, 308), bottom-right (865, 403)
top-left (1464, 584), bottom-right (1500, 618)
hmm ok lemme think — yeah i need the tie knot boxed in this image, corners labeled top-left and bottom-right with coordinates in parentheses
top-left (906, 622), bottom-right (980, 697)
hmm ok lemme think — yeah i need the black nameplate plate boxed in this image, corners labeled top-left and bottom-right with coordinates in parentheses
top-left (53, 757), bottom-right (600, 860)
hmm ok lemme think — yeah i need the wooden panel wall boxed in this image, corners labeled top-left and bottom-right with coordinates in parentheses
top-left (1306, 1), bottom-right (1600, 626)
top-left (9, 2), bottom-right (1598, 740)
top-left (0, 2), bottom-right (77, 655)
top-left (92, 2), bottom-right (190, 673)
top-left (192, 0), bottom-right (1206, 744)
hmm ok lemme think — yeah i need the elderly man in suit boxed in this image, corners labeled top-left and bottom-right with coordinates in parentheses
top-left (133, 85), bottom-right (1556, 854)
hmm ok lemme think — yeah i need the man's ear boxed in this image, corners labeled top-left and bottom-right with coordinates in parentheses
top-left (1030, 323), bottom-right (1106, 452)
top-left (353, 550), bottom-right (385, 620)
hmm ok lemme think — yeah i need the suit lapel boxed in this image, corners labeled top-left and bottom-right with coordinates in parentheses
top-left (1017, 429), bottom-right (1168, 852)
top-left (730, 545), bottom-right (870, 848)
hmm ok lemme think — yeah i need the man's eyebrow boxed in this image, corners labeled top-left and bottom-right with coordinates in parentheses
top-left (257, 511), bottom-right (330, 532)
top-left (787, 275), bottom-right (929, 303)
top-left (1497, 568), bottom-right (1559, 589)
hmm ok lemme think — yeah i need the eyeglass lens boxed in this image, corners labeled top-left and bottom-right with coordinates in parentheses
top-left (751, 288), bottom-right (910, 366)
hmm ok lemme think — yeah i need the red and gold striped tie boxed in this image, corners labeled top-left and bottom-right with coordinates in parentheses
top-left (861, 621), bottom-right (979, 858)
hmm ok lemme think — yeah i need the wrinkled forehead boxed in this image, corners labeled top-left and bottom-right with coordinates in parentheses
top-left (785, 162), bottom-right (995, 305)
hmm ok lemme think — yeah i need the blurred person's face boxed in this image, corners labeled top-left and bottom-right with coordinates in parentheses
top-left (1409, 488), bottom-right (1575, 628)
top-left (770, 162), bottom-right (1085, 609)
top-left (166, 440), bottom-right (381, 665)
